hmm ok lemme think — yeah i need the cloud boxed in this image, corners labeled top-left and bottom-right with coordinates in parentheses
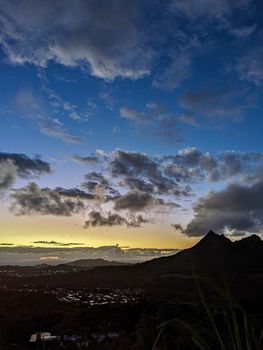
top-left (114, 190), bottom-right (154, 211)
top-left (236, 48), bottom-right (263, 86)
top-left (37, 72), bottom-right (94, 122)
top-left (169, 0), bottom-right (250, 21)
top-left (9, 88), bottom-right (82, 143)
top-left (0, 159), bottom-right (18, 190)
top-left (171, 223), bottom-right (185, 233)
top-left (99, 91), bottom-right (115, 110)
top-left (120, 176), bottom-right (154, 193)
top-left (74, 147), bottom-right (262, 217)
top-left (231, 24), bottom-right (257, 38)
top-left (119, 102), bottom-right (195, 142)
top-left (164, 147), bottom-right (216, 183)
top-left (164, 147), bottom-right (261, 183)
top-left (84, 210), bottom-right (148, 228)
top-left (82, 171), bottom-right (119, 200)
top-left (120, 106), bottom-right (150, 124)
top-left (0, 153), bottom-right (51, 190)
top-left (110, 149), bottom-right (189, 196)
top-left (0, 0), bottom-right (256, 97)
top-left (0, 152), bottom-right (51, 178)
top-left (153, 51), bottom-right (192, 90)
top-left (179, 86), bottom-right (246, 121)
top-left (11, 182), bottom-right (85, 216)
top-left (182, 180), bottom-right (263, 236)
top-left (154, 113), bottom-right (182, 144)
top-left (111, 149), bottom-right (159, 178)
top-left (178, 114), bottom-right (200, 127)
top-left (7, 147), bottom-right (263, 232)
top-left (33, 241), bottom-right (84, 246)
top-left (0, 245), bottom-right (179, 264)
top-left (83, 171), bottom-right (109, 185)
top-left (71, 155), bottom-right (99, 165)
top-left (54, 187), bottom-right (95, 200)
top-left (0, 0), bottom-right (153, 80)
top-left (38, 118), bottom-right (82, 144)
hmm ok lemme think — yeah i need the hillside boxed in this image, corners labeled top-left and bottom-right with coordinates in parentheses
top-left (135, 231), bottom-right (263, 277)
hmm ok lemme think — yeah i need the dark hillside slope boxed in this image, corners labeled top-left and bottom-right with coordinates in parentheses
top-left (136, 231), bottom-right (263, 276)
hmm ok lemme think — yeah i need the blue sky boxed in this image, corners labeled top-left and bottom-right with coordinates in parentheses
top-left (0, 0), bottom-right (263, 264)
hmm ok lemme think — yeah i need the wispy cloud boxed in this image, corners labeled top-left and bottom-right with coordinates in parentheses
top-left (38, 118), bottom-right (82, 144)
top-left (33, 241), bottom-right (84, 246)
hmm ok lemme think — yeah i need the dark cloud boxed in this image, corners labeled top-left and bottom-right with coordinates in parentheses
top-left (183, 181), bottom-right (263, 236)
top-left (33, 241), bottom-right (84, 246)
top-left (0, 159), bottom-right (17, 190)
top-left (11, 182), bottom-right (85, 216)
top-left (171, 223), bottom-right (185, 232)
top-left (0, 0), bottom-right (257, 97)
top-left (0, 152), bottom-right (51, 178)
top-left (0, 153), bottom-right (51, 190)
top-left (84, 210), bottom-right (148, 228)
top-left (164, 147), bottom-right (216, 182)
top-left (73, 147), bottom-right (263, 222)
top-left (55, 187), bottom-right (95, 200)
top-left (82, 172), bottom-right (120, 200)
top-left (110, 149), bottom-right (190, 197)
top-left (216, 151), bottom-right (262, 179)
top-left (83, 171), bottom-right (109, 185)
top-left (71, 155), bottom-right (99, 165)
top-left (114, 190), bottom-right (154, 211)
top-left (179, 86), bottom-right (246, 121)
top-left (0, 0), bottom-right (153, 80)
top-left (7, 147), bottom-right (263, 228)
top-left (164, 147), bottom-right (262, 183)
top-left (111, 150), bottom-right (159, 178)
top-left (155, 198), bottom-right (180, 210)
top-left (85, 211), bottom-right (128, 227)
top-left (121, 177), bottom-right (154, 193)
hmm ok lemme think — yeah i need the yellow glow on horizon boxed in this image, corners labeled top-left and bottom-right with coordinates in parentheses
top-left (0, 211), bottom-right (198, 249)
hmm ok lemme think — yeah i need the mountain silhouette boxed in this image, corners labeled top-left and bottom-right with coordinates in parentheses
top-left (68, 231), bottom-right (262, 285)
top-left (136, 230), bottom-right (263, 276)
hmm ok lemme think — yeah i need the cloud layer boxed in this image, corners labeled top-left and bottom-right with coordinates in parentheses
top-left (0, 244), bottom-right (179, 265)
top-left (4, 147), bottom-right (263, 235)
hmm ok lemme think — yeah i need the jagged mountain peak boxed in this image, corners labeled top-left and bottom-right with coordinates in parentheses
top-left (195, 230), bottom-right (231, 248)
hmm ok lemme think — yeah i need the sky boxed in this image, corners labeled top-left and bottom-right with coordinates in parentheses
top-left (0, 0), bottom-right (263, 265)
